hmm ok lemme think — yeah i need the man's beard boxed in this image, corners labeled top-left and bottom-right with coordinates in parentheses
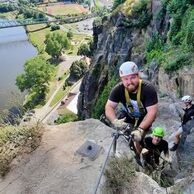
top-left (126, 84), bottom-right (138, 93)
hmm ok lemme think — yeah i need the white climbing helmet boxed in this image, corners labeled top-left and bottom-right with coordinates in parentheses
top-left (119, 61), bottom-right (139, 77)
top-left (181, 95), bottom-right (192, 103)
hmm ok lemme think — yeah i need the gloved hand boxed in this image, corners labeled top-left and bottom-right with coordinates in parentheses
top-left (141, 148), bottom-right (149, 155)
top-left (112, 118), bottom-right (128, 130)
top-left (131, 127), bottom-right (144, 141)
top-left (164, 156), bottom-right (172, 164)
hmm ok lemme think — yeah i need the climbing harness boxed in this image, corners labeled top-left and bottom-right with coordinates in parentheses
top-left (124, 79), bottom-right (145, 127)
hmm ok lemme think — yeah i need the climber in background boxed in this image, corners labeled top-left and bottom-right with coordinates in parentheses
top-left (170, 95), bottom-right (194, 151)
top-left (141, 127), bottom-right (170, 169)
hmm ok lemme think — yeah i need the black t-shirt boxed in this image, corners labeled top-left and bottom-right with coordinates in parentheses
top-left (142, 136), bottom-right (168, 164)
top-left (108, 80), bottom-right (158, 120)
top-left (182, 104), bottom-right (194, 125)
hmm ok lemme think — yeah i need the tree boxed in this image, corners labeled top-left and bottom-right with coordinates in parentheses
top-left (50, 24), bottom-right (60, 31)
top-left (112, 0), bottom-right (126, 10)
top-left (45, 32), bottom-right (70, 58)
top-left (16, 56), bottom-right (54, 106)
top-left (69, 60), bottom-right (88, 80)
top-left (77, 43), bottom-right (90, 56)
top-left (67, 30), bottom-right (73, 39)
top-left (77, 41), bottom-right (93, 57)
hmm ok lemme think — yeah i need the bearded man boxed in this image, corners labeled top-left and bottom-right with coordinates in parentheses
top-left (105, 61), bottom-right (158, 154)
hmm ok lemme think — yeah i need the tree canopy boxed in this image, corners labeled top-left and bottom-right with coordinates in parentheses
top-left (16, 56), bottom-right (54, 107)
top-left (77, 40), bottom-right (93, 57)
top-left (45, 32), bottom-right (70, 58)
top-left (70, 60), bottom-right (88, 80)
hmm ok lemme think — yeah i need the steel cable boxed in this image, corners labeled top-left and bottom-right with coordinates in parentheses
top-left (93, 133), bottom-right (117, 194)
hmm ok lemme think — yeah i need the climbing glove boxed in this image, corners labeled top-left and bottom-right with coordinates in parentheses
top-left (131, 127), bottom-right (144, 141)
top-left (141, 148), bottom-right (149, 155)
top-left (112, 118), bottom-right (128, 130)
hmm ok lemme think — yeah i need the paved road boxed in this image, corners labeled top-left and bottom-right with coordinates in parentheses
top-left (42, 80), bottom-right (82, 124)
top-left (25, 55), bottom-right (81, 125)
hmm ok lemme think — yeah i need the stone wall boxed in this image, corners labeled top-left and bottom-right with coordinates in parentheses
top-left (158, 67), bottom-right (194, 99)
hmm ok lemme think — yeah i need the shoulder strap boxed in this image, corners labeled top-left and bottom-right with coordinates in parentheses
top-left (137, 79), bottom-right (142, 108)
top-left (124, 79), bottom-right (143, 127)
top-left (125, 79), bottom-right (142, 109)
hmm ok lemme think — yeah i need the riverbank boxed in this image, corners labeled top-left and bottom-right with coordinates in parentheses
top-left (0, 4), bottom-right (93, 122)
top-left (0, 26), bottom-right (37, 111)
top-left (0, 10), bottom-right (93, 178)
top-left (25, 15), bottom-right (93, 102)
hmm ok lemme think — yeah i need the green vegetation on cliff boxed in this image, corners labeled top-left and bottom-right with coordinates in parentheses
top-left (16, 55), bottom-right (55, 108)
top-left (92, 0), bottom-right (194, 119)
top-left (92, 0), bottom-right (153, 119)
top-left (0, 123), bottom-right (42, 177)
top-left (146, 0), bottom-right (194, 73)
top-left (92, 77), bottom-right (118, 119)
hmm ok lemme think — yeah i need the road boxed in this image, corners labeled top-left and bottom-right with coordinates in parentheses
top-left (21, 0), bottom-right (114, 125)
top-left (41, 80), bottom-right (82, 124)
top-left (26, 55), bottom-right (81, 125)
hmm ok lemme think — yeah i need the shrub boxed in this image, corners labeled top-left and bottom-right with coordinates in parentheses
top-left (67, 30), bottom-right (73, 39)
top-left (163, 52), bottom-right (191, 73)
top-left (112, 0), bottom-right (126, 10)
top-left (131, 0), bottom-right (152, 28)
top-left (103, 155), bottom-right (136, 194)
top-left (0, 3), bottom-right (18, 12)
top-left (167, 0), bottom-right (194, 43)
top-left (92, 5), bottom-right (109, 17)
top-left (167, 6), bottom-right (194, 49)
top-left (146, 49), bottom-right (164, 63)
top-left (122, 0), bottom-right (152, 29)
top-left (54, 112), bottom-right (77, 124)
top-left (168, 17), bottom-right (182, 44)
top-left (184, 8), bottom-right (194, 51)
top-left (92, 77), bottom-right (118, 119)
top-left (50, 24), bottom-right (60, 31)
top-left (77, 43), bottom-right (91, 57)
top-left (167, 0), bottom-right (193, 16)
top-left (69, 60), bottom-right (88, 80)
top-left (0, 124), bottom-right (42, 177)
top-left (93, 17), bottom-right (102, 27)
top-left (145, 33), bottom-right (165, 62)
top-left (145, 33), bottom-right (164, 52)
top-left (172, 30), bottom-right (185, 46)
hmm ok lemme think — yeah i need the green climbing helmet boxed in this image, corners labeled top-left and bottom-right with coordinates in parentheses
top-left (152, 127), bottom-right (165, 137)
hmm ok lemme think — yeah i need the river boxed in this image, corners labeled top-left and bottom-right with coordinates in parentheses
top-left (0, 26), bottom-right (37, 110)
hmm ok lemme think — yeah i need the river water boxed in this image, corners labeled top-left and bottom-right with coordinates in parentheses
top-left (0, 26), bottom-right (37, 110)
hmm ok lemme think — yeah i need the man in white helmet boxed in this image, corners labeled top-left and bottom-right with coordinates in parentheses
top-left (105, 61), bottom-right (158, 154)
top-left (170, 95), bottom-right (194, 151)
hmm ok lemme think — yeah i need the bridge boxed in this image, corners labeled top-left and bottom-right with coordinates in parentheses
top-left (0, 13), bottom-right (95, 29)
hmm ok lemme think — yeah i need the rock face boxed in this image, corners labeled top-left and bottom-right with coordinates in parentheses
top-left (158, 67), bottom-right (194, 98)
top-left (0, 119), bottom-right (114, 194)
top-left (77, 0), bottom-right (194, 119)
top-left (0, 119), bottom-right (164, 194)
top-left (1, 100), bottom-right (194, 193)
top-left (152, 98), bottom-right (194, 193)
top-left (78, 11), bottom-right (134, 118)
top-left (127, 172), bottom-right (166, 194)
top-left (77, 0), bottom-right (170, 119)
